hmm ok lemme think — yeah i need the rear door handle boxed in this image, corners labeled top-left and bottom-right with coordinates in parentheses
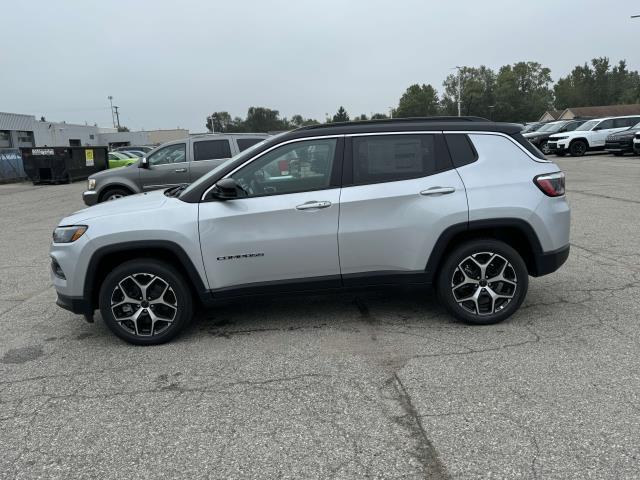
top-left (174, 168), bottom-right (187, 173)
top-left (296, 201), bottom-right (332, 210)
top-left (420, 186), bottom-right (456, 196)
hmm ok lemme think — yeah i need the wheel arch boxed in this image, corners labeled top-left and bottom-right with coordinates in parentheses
top-left (425, 218), bottom-right (544, 282)
top-left (84, 240), bottom-right (210, 311)
top-left (97, 183), bottom-right (136, 202)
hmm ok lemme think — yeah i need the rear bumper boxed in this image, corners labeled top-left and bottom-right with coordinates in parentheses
top-left (531, 245), bottom-right (570, 277)
top-left (56, 293), bottom-right (94, 323)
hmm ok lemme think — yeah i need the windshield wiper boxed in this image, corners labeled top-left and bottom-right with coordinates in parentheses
top-left (164, 184), bottom-right (188, 197)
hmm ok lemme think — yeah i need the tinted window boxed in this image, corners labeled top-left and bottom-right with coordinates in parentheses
top-left (194, 140), bottom-right (231, 161)
top-left (597, 119), bottom-right (615, 130)
top-left (565, 121), bottom-right (583, 132)
top-left (444, 134), bottom-right (478, 168)
top-left (352, 134), bottom-right (449, 185)
top-left (231, 138), bottom-right (337, 197)
top-left (237, 138), bottom-right (265, 152)
top-left (511, 133), bottom-right (546, 159)
top-left (148, 143), bottom-right (186, 166)
top-left (614, 117), bottom-right (640, 128)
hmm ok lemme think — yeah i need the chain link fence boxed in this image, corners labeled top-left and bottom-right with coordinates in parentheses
top-left (0, 148), bottom-right (25, 183)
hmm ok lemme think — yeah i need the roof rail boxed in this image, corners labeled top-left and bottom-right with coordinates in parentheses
top-left (297, 116), bottom-right (491, 131)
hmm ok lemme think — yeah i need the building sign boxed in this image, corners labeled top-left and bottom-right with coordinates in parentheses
top-left (32, 148), bottom-right (54, 156)
top-left (85, 149), bottom-right (94, 166)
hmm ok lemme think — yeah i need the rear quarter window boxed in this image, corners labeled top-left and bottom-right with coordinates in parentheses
top-left (510, 133), bottom-right (546, 160)
top-left (444, 134), bottom-right (478, 168)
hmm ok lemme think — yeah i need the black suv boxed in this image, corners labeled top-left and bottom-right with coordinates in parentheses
top-left (523, 120), bottom-right (587, 155)
top-left (605, 121), bottom-right (640, 156)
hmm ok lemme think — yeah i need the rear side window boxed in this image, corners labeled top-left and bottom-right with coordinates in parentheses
top-left (511, 133), bottom-right (546, 159)
top-left (237, 138), bottom-right (265, 152)
top-left (352, 134), bottom-right (451, 185)
top-left (444, 134), bottom-right (478, 168)
top-left (193, 140), bottom-right (231, 161)
top-left (614, 117), bottom-right (640, 128)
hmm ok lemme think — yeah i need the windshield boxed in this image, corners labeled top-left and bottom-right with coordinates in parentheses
top-left (632, 122), bottom-right (640, 129)
top-left (537, 122), bottom-right (565, 133)
top-left (522, 123), bottom-right (542, 133)
top-left (180, 134), bottom-right (284, 198)
top-left (575, 120), bottom-right (599, 131)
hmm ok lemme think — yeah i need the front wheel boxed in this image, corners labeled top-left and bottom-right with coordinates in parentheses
top-left (100, 188), bottom-right (131, 202)
top-left (436, 239), bottom-right (529, 325)
top-left (539, 140), bottom-right (550, 155)
top-left (569, 140), bottom-right (588, 157)
top-left (99, 259), bottom-right (193, 345)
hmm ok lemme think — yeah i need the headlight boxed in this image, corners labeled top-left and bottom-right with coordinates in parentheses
top-left (87, 178), bottom-right (96, 190)
top-left (553, 136), bottom-right (569, 141)
top-left (53, 226), bottom-right (88, 243)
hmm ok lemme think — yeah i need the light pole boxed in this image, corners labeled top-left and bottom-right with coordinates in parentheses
top-left (108, 96), bottom-right (115, 128)
top-left (113, 106), bottom-right (121, 130)
top-left (453, 66), bottom-right (463, 117)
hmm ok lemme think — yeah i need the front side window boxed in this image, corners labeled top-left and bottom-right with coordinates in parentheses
top-left (231, 138), bottom-right (337, 197)
top-left (352, 134), bottom-right (449, 185)
top-left (596, 119), bottom-right (615, 130)
top-left (147, 143), bottom-right (186, 166)
top-left (194, 140), bottom-right (231, 161)
top-left (576, 120), bottom-right (599, 131)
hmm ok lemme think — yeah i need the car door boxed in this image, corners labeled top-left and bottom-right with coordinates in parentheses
top-left (198, 136), bottom-right (343, 292)
top-left (139, 142), bottom-right (189, 191)
top-left (189, 138), bottom-right (233, 182)
top-left (590, 119), bottom-right (616, 147)
top-left (338, 133), bottom-right (468, 285)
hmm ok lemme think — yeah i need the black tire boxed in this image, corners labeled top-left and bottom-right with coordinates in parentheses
top-left (539, 140), bottom-right (550, 155)
top-left (436, 239), bottom-right (529, 325)
top-left (569, 140), bottom-right (588, 157)
top-left (100, 188), bottom-right (131, 203)
top-left (99, 259), bottom-right (193, 345)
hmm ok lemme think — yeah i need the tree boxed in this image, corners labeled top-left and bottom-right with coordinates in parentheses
top-left (332, 106), bottom-right (350, 122)
top-left (206, 111), bottom-right (233, 132)
top-left (243, 107), bottom-right (288, 132)
top-left (353, 114), bottom-right (368, 121)
top-left (117, 126), bottom-right (130, 132)
top-left (371, 113), bottom-right (389, 120)
top-left (493, 61), bottom-right (553, 122)
top-left (441, 66), bottom-right (496, 118)
top-left (394, 84), bottom-right (440, 118)
top-left (290, 114), bottom-right (320, 128)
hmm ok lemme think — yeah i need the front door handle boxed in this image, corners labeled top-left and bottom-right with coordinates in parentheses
top-left (296, 201), bottom-right (332, 210)
top-left (420, 186), bottom-right (456, 196)
top-left (174, 168), bottom-right (187, 173)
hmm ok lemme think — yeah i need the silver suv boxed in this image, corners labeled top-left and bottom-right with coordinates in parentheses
top-left (52, 118), bottom-right (570, 345)
top-left (83, 133), bottom-right (269, 204)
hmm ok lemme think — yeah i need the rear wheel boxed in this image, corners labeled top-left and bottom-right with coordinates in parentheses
top-left (539, 140), bottom-right (550, 155)
top-left (100, 187), bottom-right (131, 202)
top-left (436, 239), bottom-right (528, 325)
top-left (99, 259), bottom-right (193, 345)
top-left (569, 140), bottom-right (588, 157)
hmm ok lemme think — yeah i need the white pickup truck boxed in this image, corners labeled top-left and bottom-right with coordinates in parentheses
top-left (548, 115), bottom-right (640, 157)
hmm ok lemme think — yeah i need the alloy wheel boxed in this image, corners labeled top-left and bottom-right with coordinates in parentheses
top-left (451, 252), bottom-right (518, 316)
top-left (110, 273), bottom-right (178, 336)
top-left (106, 193), bottom-right (124, 201)
top-left (540, 141), bottom-right (550, 155)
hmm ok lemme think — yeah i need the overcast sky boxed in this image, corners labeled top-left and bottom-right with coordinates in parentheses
top-left (2, 0), bottom-right (639, 131)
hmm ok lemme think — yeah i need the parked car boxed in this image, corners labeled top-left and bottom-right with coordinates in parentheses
top-left (524, 119), bottom-right (587, 155)
top-left (115, 146), bottom-right (154, 153)
top-left (108, 151), bottom-right (138, 169)
top-left (604, 121), bottom-right (640, 155)
top-left (53, 118), bottom-right (570, 345)
top-left (120, 150), bottom-right (146, 158)
top-left (84, 133), bottom-right (270, 203)
top-left (547, 115), bottom-right (640, 156)
top-left (521, 122), bottom-right (547, 134)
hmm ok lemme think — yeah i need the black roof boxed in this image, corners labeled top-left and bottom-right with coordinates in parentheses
top-left (280, 117), bottom-right (522, 141)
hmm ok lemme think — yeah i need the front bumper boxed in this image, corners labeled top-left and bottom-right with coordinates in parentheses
top-left (82, 190), bottom-right (98, 206)
top-left (605, 140), bottom-right (634, 153)
top-left (547, 141), bottom-right (568, 154)
top-left (56, 293), bottom-right (94, 323)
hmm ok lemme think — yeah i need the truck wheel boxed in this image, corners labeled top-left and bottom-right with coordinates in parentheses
top-left (99, 259), bottom-right (194, 345)
top-left (569, 140), bottom-right (587, 157)
top-left (100, 188), bottom-right (130, 202)
top-left (436, 239), bottom-right (528, 325)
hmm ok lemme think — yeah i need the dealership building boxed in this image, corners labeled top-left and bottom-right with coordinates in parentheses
top-left (0, 111), bottom-right (188, 149)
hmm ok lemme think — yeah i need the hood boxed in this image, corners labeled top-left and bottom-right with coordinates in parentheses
top-left (609, 127), bottom-right (638, 139)
top-left (524, 131), bottom-right (550, 140)
top-left (89, 160), bottom-right (141, 179)
top-left (60, 189), bottom-right (169, 224)
top-left (549, 130), bottom-right (584, 140)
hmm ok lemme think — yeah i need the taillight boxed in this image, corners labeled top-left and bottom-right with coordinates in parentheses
top-left (534, 172), bottom-right (565, 197)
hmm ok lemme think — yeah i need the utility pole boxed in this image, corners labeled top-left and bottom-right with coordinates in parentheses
top-left (454, 66), bottom-right (463, 117)
top-left (113, 106), bottom-right (121, 130)
top-left (108, 96), bottom-right (115, 128)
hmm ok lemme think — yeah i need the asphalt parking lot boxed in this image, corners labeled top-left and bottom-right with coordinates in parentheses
top-left (1, 153), bottom-right (639, 479)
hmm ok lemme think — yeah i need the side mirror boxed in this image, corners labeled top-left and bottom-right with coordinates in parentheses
top-left (140, 157), bottom-right (149, 168)
top-left (210, 178), bottom-right (243, 200)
